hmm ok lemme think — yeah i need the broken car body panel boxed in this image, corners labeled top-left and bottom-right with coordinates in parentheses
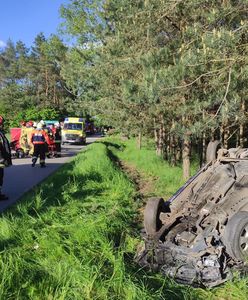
top-left (137, 147), bottom-right (248, 287)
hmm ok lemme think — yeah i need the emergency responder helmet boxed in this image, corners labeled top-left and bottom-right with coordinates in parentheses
top-left (37, 123), bottom-right (43, 129)
top-left (26, 121), bottom-right (34, 127)
top-left (0, 116), bottom-right (4, 125)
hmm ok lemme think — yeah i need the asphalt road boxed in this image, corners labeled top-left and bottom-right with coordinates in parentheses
top-left (0, 135), bottom-right (100, 212)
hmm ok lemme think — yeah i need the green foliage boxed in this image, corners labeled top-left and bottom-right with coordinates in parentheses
top-left (0, 34), bottom-right (73, 128)
top-left (60, 0), bottom-right (248, 147)
top-left (9, 107), bottom-right (61, 127)
top-left (25, 107), bottom-right (59, 121)
top-left (0, 138), bottom-right (247, 298)
top-left (105, 136), bottom-right (248, 299)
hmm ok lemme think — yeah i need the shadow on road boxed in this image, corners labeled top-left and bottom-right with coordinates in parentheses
top-left (3, 161), bottom-right (105, 219)
top-left (0, 136), bottom-right (101, 213)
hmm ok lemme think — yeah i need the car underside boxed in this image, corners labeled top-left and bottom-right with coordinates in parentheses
top-left (136, 145), bottom-right (248, 287)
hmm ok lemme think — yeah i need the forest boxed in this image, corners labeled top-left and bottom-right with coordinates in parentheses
top-left (0, 0), bottom-right (247, 179)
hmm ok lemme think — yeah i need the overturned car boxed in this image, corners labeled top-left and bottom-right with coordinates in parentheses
top-left (137, 143), bottom-right (248, 287)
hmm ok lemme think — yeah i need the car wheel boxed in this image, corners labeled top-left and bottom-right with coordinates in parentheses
top-left (16, 149), bottom-right (25, 158)
top-left (144, 197), bottom-right (167, 236)
top-left (223, 211), bottom-right (248, 260)
top-left (206, 140), bottom-right (221, 163)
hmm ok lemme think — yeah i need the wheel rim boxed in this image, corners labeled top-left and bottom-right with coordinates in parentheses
top-left (239, 223), bottom-right (248, 256)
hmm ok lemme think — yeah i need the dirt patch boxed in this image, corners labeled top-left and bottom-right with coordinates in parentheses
top-left (119, 160), bottom-right (157, 200)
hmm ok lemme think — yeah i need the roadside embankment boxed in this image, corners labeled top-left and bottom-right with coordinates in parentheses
top-left (0, 142), bottom-right (138, 299)
top-left (105, 137), bottom-right (248, 300)
top-left (0, 139), bottom-right (247, 299)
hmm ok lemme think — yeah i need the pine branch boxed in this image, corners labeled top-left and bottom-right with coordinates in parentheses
top-left (213, 68), bottom-right (232, 118)
top-left (163, 68), bottom-right (227, 91)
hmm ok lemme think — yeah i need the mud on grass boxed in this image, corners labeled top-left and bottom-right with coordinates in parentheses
top-left (119, 160), bottom-right (157, 199)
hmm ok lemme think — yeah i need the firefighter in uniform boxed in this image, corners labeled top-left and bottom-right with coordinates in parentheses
top-left (53, 123), bottom-right (62, 157)
top-left (30, 122), bottom-right (50, 168)
top-left (26, 121), bottom-right (34, 156)
top-left (40, 120), bottom-right (50, 157)
top-left (20, 121), bottom-right (29, 155)
top-left (0, 116), bottom-right (12, 200)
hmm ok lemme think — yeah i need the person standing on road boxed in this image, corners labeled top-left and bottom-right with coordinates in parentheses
top-left (40, 120), bottom-right (50, 157)
top-left (20, 121), bottom-right (29, 155)
top-left (30, 122), bottom-right (50, 168)
top-left (0, 116), bottom-right (12, 200)
top-left (54, 122), bottom-right (62, 157)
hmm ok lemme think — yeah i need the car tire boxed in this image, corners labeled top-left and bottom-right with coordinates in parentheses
top-left (16, 149), bottom-right (25, 158)
top-left (144, 197), bottom-right (167, 236)
top-left (206, 140), bottom-right (221, 163)
top-left (222, 211), bottom-right (248, 260)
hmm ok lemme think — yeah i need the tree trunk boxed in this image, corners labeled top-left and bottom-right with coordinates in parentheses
top-left (182, 134), bottom-right (191, 180)
top-left (45, 69), bottom-right (49, 98)
top-left (223, 126), bottom-right (229, 149)
top-left (154, 118), bottom-right (159, 154)
top-left (240, 99), bottom-right (245, 148)
top-left (211, 128), bottom-right (215, 142)
top-left (220, 123), bottom-right (224, 146)
top-left (171, 135), bottom-right (176, 166)
top-left (53, 77), bottom-right (56, 104)
top-left (222, 100), bottom-right (229, 148)
top-left (201, 132), bottom-right (206, 165)
top-left (164, 133), bottom-right (169, 161)
top-left (161, 118), bottom-right (166, 159)
top-left (240, 124), bottom-right (244, 148)
top-left (170, 121), bottom-right (176, 166)
top-left (236, 131), bottom-right (239, 148)
top-left (176, 139), bottom-right (181, 162)
top-left (137, 131), bottom-right (142, 150)
top-left (156, 115), bottom-right (165, 157)
top-left (157, 124), bottom-right (163, 156)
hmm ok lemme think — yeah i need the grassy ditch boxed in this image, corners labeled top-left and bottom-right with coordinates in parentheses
top-left (0, 142), bottom-right (140, 299)
top-left (105, 137), bottom-right (248, 300)
top-left (0, 140), bottom-right (247, 299)
top-left (105, 137), bottom-right (199, 199)
top-left (0, 141), bottom-right (201, 300)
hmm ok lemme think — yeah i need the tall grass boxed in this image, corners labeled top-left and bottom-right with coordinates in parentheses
top-left (0, 143), bottom-right (140, 299)
top-left (0, 142), bottom-right (193, 299)
top-left (106, 137), bottom-right (198, 199)
top-left (105, 137), bottom-right (248, 300)
top-left (0, 140), bottom-right (247, 299)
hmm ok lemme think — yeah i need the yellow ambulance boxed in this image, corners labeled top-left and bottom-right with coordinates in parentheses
top-left (62, 117), bottom-right (86, 145)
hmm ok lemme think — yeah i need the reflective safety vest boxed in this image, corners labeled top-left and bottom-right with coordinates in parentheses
top-left (31, 129), bottom-right (49, 145)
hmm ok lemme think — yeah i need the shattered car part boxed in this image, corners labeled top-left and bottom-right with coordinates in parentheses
top-left (136, 145), bottom-right (248, 287)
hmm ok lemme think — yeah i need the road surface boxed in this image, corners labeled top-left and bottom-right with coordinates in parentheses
top-left (0, 136), bottom-right (100, 212)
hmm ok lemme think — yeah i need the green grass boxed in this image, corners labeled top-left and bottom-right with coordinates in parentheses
top-left (103, 137), bottom-right (248, 300)
top-left (0, 142), bottom-right (139, 299)
top-left (105, 137), bottom-right (199, 199)
top-left (0, 139), bottom-right (247, 299)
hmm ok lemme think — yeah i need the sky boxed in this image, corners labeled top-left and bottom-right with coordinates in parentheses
top-left (0, 0), bottom-right (69, 49)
